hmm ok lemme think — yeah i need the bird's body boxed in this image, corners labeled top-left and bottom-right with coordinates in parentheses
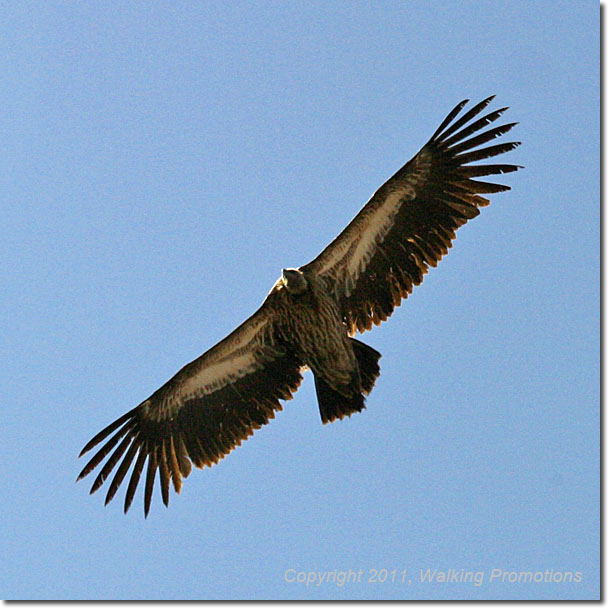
top-left (271, 269), bottom-right (380, 422)
top-left (78, 96), bottom-right (521, 515)
top-left (273, 270), bottom-right (359, 395)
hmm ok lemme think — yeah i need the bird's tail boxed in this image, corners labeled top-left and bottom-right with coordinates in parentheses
top-left (314, 339), bottom-right (381, 424)
top-left (314, 374), bottom-right (365, 424)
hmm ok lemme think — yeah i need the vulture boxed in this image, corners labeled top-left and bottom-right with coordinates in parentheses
top-left (78, 96), bottom-right (521, 515)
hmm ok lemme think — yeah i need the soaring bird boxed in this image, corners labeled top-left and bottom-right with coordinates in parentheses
top-left (78, 96), bottom-right (521, 515)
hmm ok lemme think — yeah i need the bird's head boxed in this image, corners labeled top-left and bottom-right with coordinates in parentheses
top-left (281, 268), bottom-right (308, 295)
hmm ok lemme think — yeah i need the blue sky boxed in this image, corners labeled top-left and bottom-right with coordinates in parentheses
top-left (1, 1), bottom-right (599, 601)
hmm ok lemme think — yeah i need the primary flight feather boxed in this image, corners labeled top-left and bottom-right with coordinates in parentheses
top-left (78, 96), bottom-right (521, 515)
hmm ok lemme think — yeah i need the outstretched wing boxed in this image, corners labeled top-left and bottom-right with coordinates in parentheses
top-left (77, 300), bottom-right (303, 516)
top-left (302, 96), bottom-right (521, 334)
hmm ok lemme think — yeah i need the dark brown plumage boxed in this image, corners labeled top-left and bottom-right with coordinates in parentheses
top-left (78, 96), bottom-right (521, 515)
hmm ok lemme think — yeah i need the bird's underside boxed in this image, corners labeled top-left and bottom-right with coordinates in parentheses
top-left (78, 96), bottom-right (521, 515)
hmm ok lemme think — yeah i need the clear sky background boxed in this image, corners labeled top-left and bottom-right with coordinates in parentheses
top-left (1, 1), bottom-right (599, 601)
